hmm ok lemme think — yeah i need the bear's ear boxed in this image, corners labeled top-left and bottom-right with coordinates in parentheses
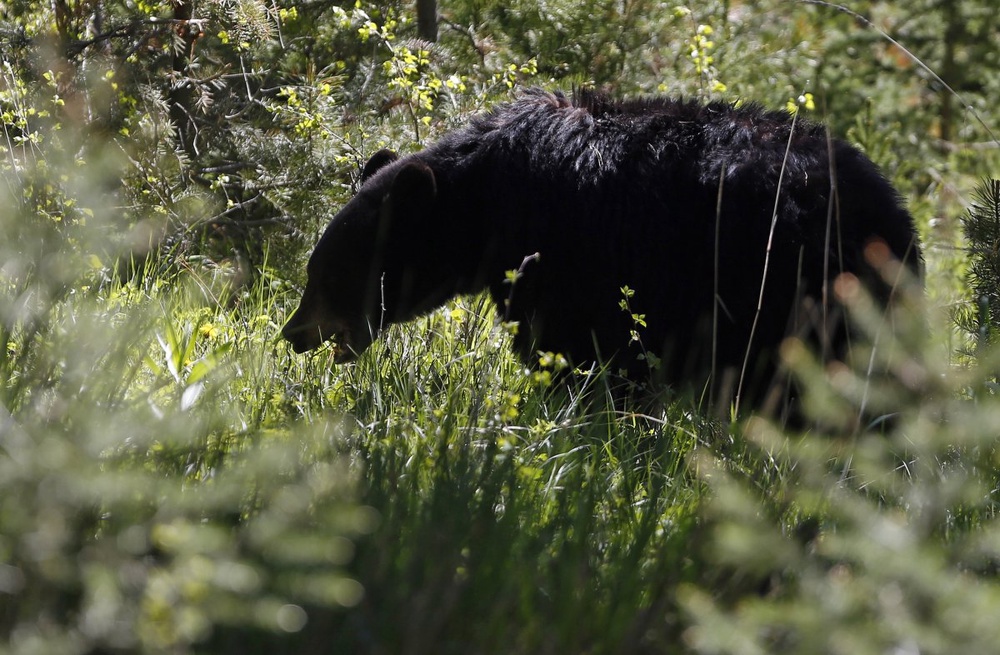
top-left (388, 161), bottom-right (437, 212)
top-left (361, 149), bottom-right (398, 183)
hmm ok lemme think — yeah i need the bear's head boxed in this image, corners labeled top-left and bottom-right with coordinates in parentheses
top-left (282, 149), bottom-right (444, 361)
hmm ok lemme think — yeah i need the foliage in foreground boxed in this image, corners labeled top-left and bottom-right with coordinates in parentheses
top-left (0, 178), bottom-right (374, 651)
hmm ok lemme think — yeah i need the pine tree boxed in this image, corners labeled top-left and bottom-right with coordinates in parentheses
top-left (961, 178), bottom-right (1000, 350)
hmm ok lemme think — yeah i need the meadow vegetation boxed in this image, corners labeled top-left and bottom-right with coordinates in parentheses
top-left (1, 1), bottom-right (999, 653)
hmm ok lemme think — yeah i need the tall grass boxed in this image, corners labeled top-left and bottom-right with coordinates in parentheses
top-left (250, 292), bottom-right (711, 654)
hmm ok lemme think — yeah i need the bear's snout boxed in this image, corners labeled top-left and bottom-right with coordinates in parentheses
top-left (282, 282), bottom-right (338, 353)
top-left (281, 315), bottom-right (325, 353)
top-left (281, 307), bottom-right (365, 362)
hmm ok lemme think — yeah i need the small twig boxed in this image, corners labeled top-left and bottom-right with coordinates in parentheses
top-left (735, 109), bottom-right (800, 414)
top-left (439, 18), bottom-right (487, 65)
top-left (799, 0), bottom-right (998, 145)
top-left (64, 17), bottom-right (207, 57)
top-left (710, 165), bottom-right (725, 408)
top-left (503, 253), bottom-right (541, 322)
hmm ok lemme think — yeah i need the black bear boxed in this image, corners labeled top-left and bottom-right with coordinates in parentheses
top-left (282, 88), bottom-right (921, 416)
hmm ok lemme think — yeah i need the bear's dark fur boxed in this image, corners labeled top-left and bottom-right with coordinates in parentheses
top-left (283, 88), bottom-right (921, 415)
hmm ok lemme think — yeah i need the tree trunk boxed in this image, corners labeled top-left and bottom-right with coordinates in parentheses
top-left (416, 0), bottom-right (437, 43)
top-left (169, 0), bottom-right (200, 156)
top-left (938, 0), bottom-right (961, 144)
